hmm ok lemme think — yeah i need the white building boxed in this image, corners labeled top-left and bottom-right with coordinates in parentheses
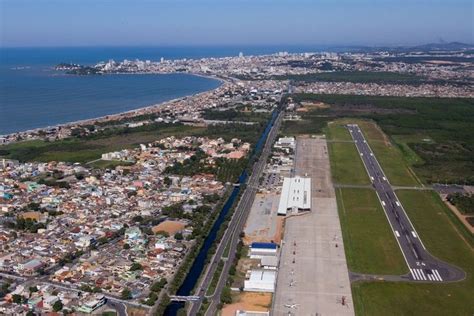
top-left (277, 176), bottom-right (311, 215)
top-left (274, 137), bottom-right (295, 150)
top-left (260, 256), bottom-right (278, 270)
top-left (249, 242), bottom-right (277, 259)
top-left (244, 269), bottom-right (276, 293)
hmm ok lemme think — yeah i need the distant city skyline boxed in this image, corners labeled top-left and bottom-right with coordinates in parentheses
top-left (1, 0), bottom-right (473, 47)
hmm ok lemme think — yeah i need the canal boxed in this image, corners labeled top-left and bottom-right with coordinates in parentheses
top-left (165, 109), bottom-right (278, 315)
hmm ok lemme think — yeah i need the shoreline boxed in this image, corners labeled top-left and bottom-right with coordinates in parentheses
top-left (0, 72), bottom-right (228, 139)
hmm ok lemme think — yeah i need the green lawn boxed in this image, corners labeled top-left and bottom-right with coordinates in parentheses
top-left (290, 94), bottom-right (474, 184)
top-left (391, 134), bottom-right (427, 166)
top-left (281, 116), bottom-right (330, 136)
top-left (357, 121), bottom-right (421, 186)
top-left (352, 190), bottom-right (474, 316)
top-left (336, 188), bottom-right (408, 275)
top-left (329, 142), bottom-right (370, 185)
top-left (0, 124), bottom-right (204, 163)
top-left (325, 122), bottom-right (353, 141)
top-left (88, 159), bottom-right (135, 169)
top-left (326, 118), bottom-right (418, 186)
top-left (0, 121), bottom-right (266, 164)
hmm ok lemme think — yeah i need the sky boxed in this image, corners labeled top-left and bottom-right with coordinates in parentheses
top-left (0, 0), bottom-right (472, 47)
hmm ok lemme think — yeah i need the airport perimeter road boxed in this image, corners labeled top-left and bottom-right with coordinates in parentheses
top-left (188, 110), bottom-right (284, 316)
top-left (347, 124), bottom-right (465, 282)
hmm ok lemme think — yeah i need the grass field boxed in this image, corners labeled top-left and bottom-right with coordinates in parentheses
top-left (329, 142), bottom-right (370, 185)
top-left (336, 188), bottom-right (408, 275)
top-left (391, 134), bottom-right (426, 166)
top-left (0, 121), bottom-right (267, 164)
top-left (326, 121), bottom-right (370, 185)
top-left (326, 119), bottom-right (420, 186)
top-left (0, 124), bottom-right (204, 163)
top-left (325, 122), bottom-right (353, 142)
top-left (352, 190), bottom-right (474, 316)
top-left (281, 115), bottom-right (330, 136)
top-left (286, 94), bottom-right (474, 184)
top-left (354, 120), bottom-right (421, 187)
top-left (273, 71), bottom-right (426, 84)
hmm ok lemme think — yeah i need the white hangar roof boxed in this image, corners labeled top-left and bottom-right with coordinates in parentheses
top-left (277, 176), bottom-right (311, 215)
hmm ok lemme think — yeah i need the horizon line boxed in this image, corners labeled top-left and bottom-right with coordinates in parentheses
top-left (1, 41), bottom-right (472, 50)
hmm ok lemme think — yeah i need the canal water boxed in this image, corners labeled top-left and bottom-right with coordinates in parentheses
top-left (165, 110), bottom-right (278, 315)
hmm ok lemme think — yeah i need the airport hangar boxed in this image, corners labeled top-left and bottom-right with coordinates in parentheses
top-left (277, 176), bottom-right (311, 216)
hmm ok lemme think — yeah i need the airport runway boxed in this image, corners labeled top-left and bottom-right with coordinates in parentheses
top-left (347, 124), bottom-right (465, 282)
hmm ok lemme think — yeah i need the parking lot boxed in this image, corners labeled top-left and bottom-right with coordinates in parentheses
top-left (244, 192), bottom-right (281, 244)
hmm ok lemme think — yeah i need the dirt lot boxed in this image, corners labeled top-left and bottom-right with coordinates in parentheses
top-left (442, 197), bottom-right (474, 233)
top-left (152, 220), bottom-right (186, 235)
top-left (126, 307), bottom-right (148, 316)
top-left (299, 101), bottom-right (330, 111)
top-left (221, 292), bottom-right (272, 316)
top-left (273, 217), bottom-right (284, 244)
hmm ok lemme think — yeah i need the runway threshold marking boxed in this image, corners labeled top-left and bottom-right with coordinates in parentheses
top-left (411, 268), bottom-right (443, 282)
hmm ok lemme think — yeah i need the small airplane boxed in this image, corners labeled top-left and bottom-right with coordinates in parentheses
top-left (284, 304), bottom-right (300, 309)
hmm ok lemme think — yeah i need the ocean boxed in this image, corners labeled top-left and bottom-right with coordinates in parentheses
top-left (0, 46), bottom-right (331, 135)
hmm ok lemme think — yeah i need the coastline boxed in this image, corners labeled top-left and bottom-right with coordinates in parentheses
top-left (0, 72), bottom-right (227, 139)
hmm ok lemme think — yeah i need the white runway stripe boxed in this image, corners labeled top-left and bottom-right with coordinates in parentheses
top-left (413, 269), bottom-right (422, 280)
top-left (427, 274), bottom-right (433, 281)
top-left (410, 269), bottom-right (418, 280)
top-left (419, 269), bottom-right (427, 280)
top-left (431, 271), bottom-right (439, 281)
top-left (433, 270), bottom-right (443, 281)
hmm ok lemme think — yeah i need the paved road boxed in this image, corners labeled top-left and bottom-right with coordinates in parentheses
top-left (347, 124), bottom-right (465, 282)
top-left (188, 110), bottom-right (283, 316)
top-left (334, 183), bottom-right (433, 191)
top-left (107, 300), bottom-right (128, 316)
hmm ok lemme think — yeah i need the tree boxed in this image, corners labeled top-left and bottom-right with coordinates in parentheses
top-left (174, 232), bottom-right (183, 240)
top-left (163, 176), bottom-right (172, 186)
top-left (121, 288), bottom-right (132, 300)
top-left (150, 278), bottom-right (167, 292)
top-left (53, 299), bottom-right (63, 312)
top-left (155, 230), bottom-right (169, 237)
top-left (129, 262), bottom-right (143, 271)
top-left (80, 284), bottom-right (92, 292)
top-left (27, 202), bottom-right (41, 211)
top-left (220, 286), bottom-right (232, 304)
top-left (29, 286), bottom-right (38, 294)
top-left (132, 215), bottom-right (144, 223)
top-left (123, 243), bottom-right (131, 250)
top-left (12, 294), bottom-right (24, 304)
